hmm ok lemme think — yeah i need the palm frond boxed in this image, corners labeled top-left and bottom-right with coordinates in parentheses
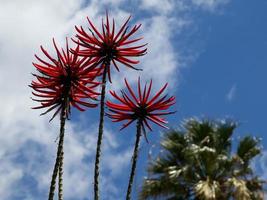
top-left (227, 177), bottom-right (251, 200)
top-left (237, 136), bottom-right (261, 164)
top-left (194, 178), bottom-right (221, 200)
top-left (140, 118), bottom-right (264, 200)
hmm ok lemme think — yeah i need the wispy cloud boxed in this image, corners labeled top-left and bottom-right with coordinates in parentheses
top-left (191, 0), bottom-right (230, 11)
top-left (140, 0), bottom-right (176, 14)
top-left (226, 84), bottom-right (237, 102)
top-left (252, 149), bottom-right (267, 179)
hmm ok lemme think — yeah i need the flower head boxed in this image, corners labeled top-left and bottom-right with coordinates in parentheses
top-left (106, 78), bottom-right (175, 138)
top-left (73, 12), bottom-right (147, 82)
top-left (30, 38), bottom-right (100, 121)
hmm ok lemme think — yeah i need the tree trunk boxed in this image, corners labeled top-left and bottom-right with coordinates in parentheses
top-left (94, 64), bottom-right (108, 200)
top-left (126, 119), bottom-right (142, 200)
top-left (48, 98), bottom-right (68, 200)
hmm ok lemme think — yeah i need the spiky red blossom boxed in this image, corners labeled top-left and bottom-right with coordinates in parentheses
top-left (106, 78), bottom-right (175, 134)
top-left (30, 38), bottom-right (100, 121)
top-left (73, 13), bottom-right (147, 82)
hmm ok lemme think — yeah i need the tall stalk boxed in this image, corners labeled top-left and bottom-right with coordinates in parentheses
top-left (126, 119), bottom-right (142, 200)
top-left (58, 150), bottom-right (64, 200)
top-left (94, 64), bottom-right (108, 200)
top-left (48, 97), bottom-right (68, 200)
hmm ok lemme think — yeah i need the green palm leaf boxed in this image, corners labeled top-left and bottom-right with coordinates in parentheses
top-left (140, 118), bottom-right (264, 200)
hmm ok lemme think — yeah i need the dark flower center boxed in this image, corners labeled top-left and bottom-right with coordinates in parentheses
top-left (99, 43), bottom-right (117, 60)
top-left (63, 67), bottom-right (72, 87)
top-left (59, 66), bottom-right (78, 103)
top-left (60, 66), bottom-right (78, 92)
top-left (134, 106), bottom-right (148, 119)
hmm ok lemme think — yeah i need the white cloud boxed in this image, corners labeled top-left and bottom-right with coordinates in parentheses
top-left (254, 150), bottom-right (267, 179)
top-left (0, 161), bottom-right (23, 199)
top-left (0, 117), bottom-right (132, 199)
top-left (109, 3), bottom-right (191, 93)
top-left (0, 0), bottom-right (133, 199)
top-left (109, 15), bottom-right (186, 94)
top-left (226, 84), bottom-right (237, 102)
top-left (139, 0), bottom-right (231, 13)
top-left (140, 0), bottom-right (175, 13)
top-left (191, 0), bottom-right (230, 11)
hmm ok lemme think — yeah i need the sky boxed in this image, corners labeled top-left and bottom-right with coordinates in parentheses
top-left (0, 0), bottom-right (267, 199)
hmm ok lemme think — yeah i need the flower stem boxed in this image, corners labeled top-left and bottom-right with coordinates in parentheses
top-left (126, 119), bottom-right (142, 200)
top-left (48, 99), bottom-right (68, 200)
top-left (58, 150), bottom-right (64, 200)
top-left (94, 64), bottom-right (108, 200)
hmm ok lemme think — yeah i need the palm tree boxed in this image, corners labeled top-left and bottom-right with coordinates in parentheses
top-left (140, 118), bottom-right (264, 200)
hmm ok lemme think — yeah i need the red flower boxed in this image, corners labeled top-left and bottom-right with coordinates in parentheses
top-left (30, 38), bottom-right (100, 121)
top-left (73, 12), bottom-right (147, 82)
top-left (106, 78), bottom-right (175, 137)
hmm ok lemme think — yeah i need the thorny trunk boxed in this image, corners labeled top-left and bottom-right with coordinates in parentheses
top-left (94, 64), bottom-right (108, 200)
top-left (126, 119), bottom-right (142, 200)
top-left (48, 97), bottom-right (68, 200)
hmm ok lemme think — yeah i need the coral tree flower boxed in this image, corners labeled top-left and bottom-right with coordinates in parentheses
top-left (73, 12), bottom-right (147, 82)
top-left (30, 38), bottom-right (100, 121)
top-left (106, 78), bottom-right (175, 136)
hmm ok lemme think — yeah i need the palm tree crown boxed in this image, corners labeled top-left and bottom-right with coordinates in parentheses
top-left (140, 118), bottom-right (264, 200)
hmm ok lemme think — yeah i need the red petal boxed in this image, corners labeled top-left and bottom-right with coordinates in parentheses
top-left (114, 15), bottom-right (131, 42)
top-left (124, 78), bottom-right (138, 103)
top-left (87, 17), bottom-right (105, 42)
top-left (120, 119), bottom-right (135, 130)
top-left (147, 83), bottom-right (168, 105)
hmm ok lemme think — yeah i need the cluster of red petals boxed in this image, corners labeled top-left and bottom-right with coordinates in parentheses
top-left (106, 78), bottom-right (175, 132)
top-left (73, 13), bottom-right (147, 82)
top-left (30, 38), bottom-right (100, 121)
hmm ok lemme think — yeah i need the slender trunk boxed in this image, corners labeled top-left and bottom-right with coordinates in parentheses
top-left (126, 119), bottom-right (142, 200)
top-left (94, 64), bottom-right (108, 200)
top-left (58, 151), bottom-right (64, 200)
top-left (48, 99), bottom-right (68, 200)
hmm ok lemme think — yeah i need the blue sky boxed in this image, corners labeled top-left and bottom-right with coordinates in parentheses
top-left (0, 0), bottom-right (267, 199)
top-left (179, 0), bottom-right (267, 126)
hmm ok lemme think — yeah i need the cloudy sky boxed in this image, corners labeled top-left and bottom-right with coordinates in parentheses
top-left (0, 0), bottom-right (267, 199)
